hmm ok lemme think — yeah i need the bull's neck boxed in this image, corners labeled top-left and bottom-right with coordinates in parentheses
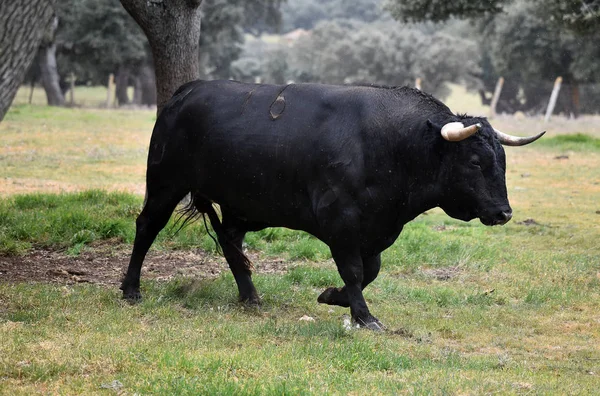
top-left (391, 127), bottom-right (444, 224)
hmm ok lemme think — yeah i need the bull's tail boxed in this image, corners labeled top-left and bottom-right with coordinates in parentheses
top-left (174, 193), bottom-right (253, 272)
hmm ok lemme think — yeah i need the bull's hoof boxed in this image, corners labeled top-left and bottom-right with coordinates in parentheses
top-left (240, 293), bottom-right (261, 307)
top-left (363, 320), bottom-right (385, 332)
top-left (355, 316), bottom-right (386, 332)
top-left (317, 287), bottom-right (349, 307)
top-left (121, 288), bottom-right (142, 303)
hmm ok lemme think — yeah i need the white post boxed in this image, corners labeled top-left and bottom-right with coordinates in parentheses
top-left (415, 77), bottom-right (422, 90)
top-left (490, 76), bottom-right (504, 118)
top-left (544, 77), bottom-right (562, 122)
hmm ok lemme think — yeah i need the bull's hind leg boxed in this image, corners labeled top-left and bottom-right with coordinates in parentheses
top-left (318, 254), bottom-right (381, 308)
top-left (220, 227), bottom-right (260, 305)
top-left (121, 188), bottom-right (187, 301)
top-left (199, 205), bottom-right (260, 305)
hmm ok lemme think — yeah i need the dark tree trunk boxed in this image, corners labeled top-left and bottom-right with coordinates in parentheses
top-left (0, 0), bottom-right (56, 122)
top-left (139, 64), bottom-right (157, 106)
top-left (571, 83), bottom-right (580, 118)
top-left (115, 65), bottom-right (131, 106)
top-left (132, 63), bottom-right (157, 106)
top-left (119, 0), bottom-right (203, 115)
top-left (37, 16), bottom-right (65, 107)
top-left (133, 76), bottom-right (142, 105)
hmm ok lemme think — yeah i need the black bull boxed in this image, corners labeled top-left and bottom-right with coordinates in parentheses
top-left (121, 80), bottom-right (543, 330)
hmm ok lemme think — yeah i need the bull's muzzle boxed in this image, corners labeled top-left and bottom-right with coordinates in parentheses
top-left (482, 210), bottom-right (512, 226)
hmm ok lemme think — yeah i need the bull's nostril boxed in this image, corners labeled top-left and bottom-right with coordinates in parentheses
top-left (501, 211), bottom-right (513, 223)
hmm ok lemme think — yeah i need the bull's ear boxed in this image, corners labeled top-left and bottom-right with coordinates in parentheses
top-left (427, 119), bottom-right (444, 132)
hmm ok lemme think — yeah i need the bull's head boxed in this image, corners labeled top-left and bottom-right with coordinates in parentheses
top-left (434, 120), bottom-right (544, 226)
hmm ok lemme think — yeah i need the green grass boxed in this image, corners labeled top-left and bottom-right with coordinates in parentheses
top-left (1, 266), bottom-right (599, 394)
top-left (536, 133), bottom-right (600, 151)
top-left (1, 104), bottom-right (600, 393)
top-left (1, 191), bottom-right (598, 393)
top-left (13, 85), bottom-right (128, 108)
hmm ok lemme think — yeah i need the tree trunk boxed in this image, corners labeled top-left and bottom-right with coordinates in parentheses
top-left (139, 64), bottom-right (157, 106)
top-left (0, 0), bottom-right (56, 122)
top-left (37, 16), bottom-right (65, 107)
top-left (132, 64), bottom-right (157, 107)
top-left (133, 75), bottom-right (143, 105)
top-left (119, 0), bottom-right (203, 115)
top-left (115, 65), bottom-right (131, 106)
top-left (570, 82), bottom-right (580, 119)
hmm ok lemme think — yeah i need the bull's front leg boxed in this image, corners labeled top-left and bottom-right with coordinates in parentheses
top-left (318, 254), bottom-right (381, 308)
top-left (330, 249), bottom-right (384, 331)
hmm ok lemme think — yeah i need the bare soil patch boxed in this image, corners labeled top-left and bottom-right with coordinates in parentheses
top-left (0, 242), bottom-right (289, 287)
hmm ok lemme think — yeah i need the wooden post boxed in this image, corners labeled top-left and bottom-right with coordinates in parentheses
top-left (415, 77), bottom-right (422, 90)
top-left (69, 72), bottom-right (76, 106)
top-left (106, 73), bottom-right (115, 107)
top-left (490, 77), bottom-right (504, 118)
top-left (544, 76), bottom-right (562, 122)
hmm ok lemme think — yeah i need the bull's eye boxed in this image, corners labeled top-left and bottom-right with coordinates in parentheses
top-left (470, 156), bottom-right (481, 169)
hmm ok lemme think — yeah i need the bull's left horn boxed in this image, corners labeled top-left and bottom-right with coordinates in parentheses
top-left (493, 128), bottom-right (545, 146)
top-left (441, 122), bottom-right (481, 142)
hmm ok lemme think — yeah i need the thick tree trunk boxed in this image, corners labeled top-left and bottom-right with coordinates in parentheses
top-left (0, 0), bottom-right (56, 121)
top-left (119, 0), bottom-right (203, 115)
top-left (37, 16), bottom-right (64, 107)
top-left (115, 65), bottom-right (131, 106)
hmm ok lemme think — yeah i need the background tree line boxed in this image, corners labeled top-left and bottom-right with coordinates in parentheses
top-left (4, 0), bottom-right (600, 119)
top-left (237, 0), bottom-right (600, 115)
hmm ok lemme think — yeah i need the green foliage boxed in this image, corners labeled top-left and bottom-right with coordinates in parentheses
top-left (51, 0), bottom-right (283, 85)
top-left (532, 0), bottom-right (600, 35)
top-left (386, 0), bottom-right (600, 114)
top-left (385, 0), bottom-right (600, 35)
top-left (235, 21), bottom-right (481, 99)
top-left (281, 0), bottom-right (386, 31)
top-left (478, 1), bottom-right (600, 114)
top-left (56, 0), bottom-right (147, 85)
top-left (385, 0), bottom-right (508, 23)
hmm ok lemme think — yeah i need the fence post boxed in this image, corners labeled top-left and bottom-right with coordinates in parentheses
top-left (490, 77), bottom-right (504, 118)
top-left (106, 73), bottom-right (115, 108)
top-left (415, 77), bottom-right (422, 90)
top-left (544, 76), bottom-right (562, 122)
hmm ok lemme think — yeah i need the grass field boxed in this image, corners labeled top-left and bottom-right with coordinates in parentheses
top-left (1, 93), bottom-right (599, 393)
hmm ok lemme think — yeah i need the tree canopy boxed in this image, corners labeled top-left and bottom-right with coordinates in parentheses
top-left (385, 0), bottom-right (600, 34)
top-left (386, 0), bottom-right (600, 114)
top-left (233, 20), bottom-right (481, 100)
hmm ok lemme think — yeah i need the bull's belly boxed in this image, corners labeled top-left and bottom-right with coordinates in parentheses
top-left (202, 182), bottom-right (319, 233)
top-left (194, 171), bottom-right (405, 254)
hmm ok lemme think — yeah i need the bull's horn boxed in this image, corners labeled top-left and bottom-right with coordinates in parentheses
top-left (493, 128), bottom-right (546, 146)
top-left (441, 122), bottom-right (481, 142)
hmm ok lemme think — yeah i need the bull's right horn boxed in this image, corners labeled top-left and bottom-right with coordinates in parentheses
top-left (441, 122), bottom-right (481, 142)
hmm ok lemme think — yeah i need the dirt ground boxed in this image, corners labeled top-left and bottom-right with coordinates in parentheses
top-left (0, 241), bottom-right (289, 287)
